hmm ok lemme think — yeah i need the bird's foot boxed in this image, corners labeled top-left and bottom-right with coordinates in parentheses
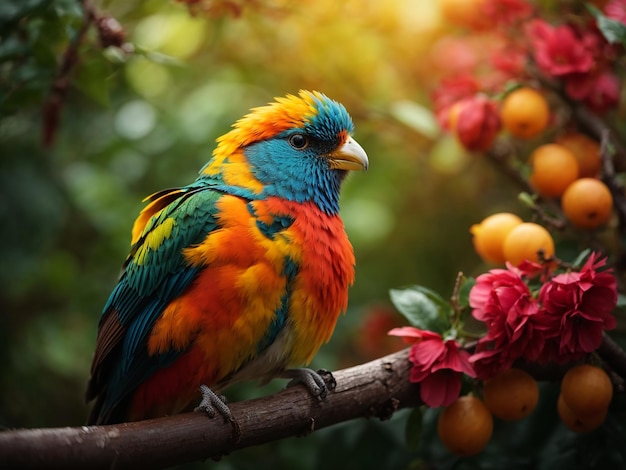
top-left (195, 385), bottom-right (231, 420)
top-left (195, 385), bottom-right (241, 441)
top-left (283, 368), bottom-right (336, 400)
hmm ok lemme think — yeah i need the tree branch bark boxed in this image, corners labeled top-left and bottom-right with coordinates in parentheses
top-left (2, 333), bottom-right (625, 469)
top-left (0, 349), bottom-right (421, 470)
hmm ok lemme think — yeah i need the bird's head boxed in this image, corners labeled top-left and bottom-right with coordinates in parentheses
top-left (201, 90), bottom-right (368, 214)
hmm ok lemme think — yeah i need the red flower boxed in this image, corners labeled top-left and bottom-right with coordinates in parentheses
top-left (490, 45), bottom-right (528, 81)
top-left (431, 75), bottom-right (481, 128)
top-left (606, 0), bottom-right (626, 25)
top-left (539, 253), bottom-right (617, 361)
top-left (484, 0), bottom-right (534, 26)
top-left (469, 267), bottom-right (535, 330)
top-left (454, 95), bottom-right (501, 151)
top-left (470, 341), bottom-right (515, 379)
top-left (469, 266), bottom-right (548, 378)
top-left (388, 327), bottom-right (475, 407)
top-left (468, 252), bottom-right (618, 375)
top-left (388, 326), bottom-right (425, 343)
top-left (582, 72), bottom-right (620, 113)
top-left (564, 72), bottom-right (597, 102)
top-left (515, 259), bottom-right (552, 281)
top-left (526, 19), bottom-right (595, 77)
top-left (587, 72), bottom-right (620, 112)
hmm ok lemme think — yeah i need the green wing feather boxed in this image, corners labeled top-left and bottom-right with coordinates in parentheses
top-left (87, 181), bottom-right (230, 423)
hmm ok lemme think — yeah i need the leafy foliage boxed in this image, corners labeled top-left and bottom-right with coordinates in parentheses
top-left (0, 0), bottom-right (84, 116)
top-left (389, 286), bottom-right (451, 332)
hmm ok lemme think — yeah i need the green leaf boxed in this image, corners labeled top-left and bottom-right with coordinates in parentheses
top-left (587, 3), bottom-right (626, 47)
top-left (518, 191), bottom-right (537, 208)
top-left (571, 248), bottom-right (592, 268)
top-left (597, 15), bottom-right (626, 46)
top-left (389, 285), bottom-right (450, 332)
top-left (389, 100), bottom-right (440, 139)
top-left (134, 45), bottom-right (185, 67)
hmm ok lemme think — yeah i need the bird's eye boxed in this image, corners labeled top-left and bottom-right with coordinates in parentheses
top-left (288, 133), bottom-right (309, 150)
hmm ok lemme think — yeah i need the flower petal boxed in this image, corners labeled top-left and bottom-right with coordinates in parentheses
top-left (419, 370), bottom-right (462, 408)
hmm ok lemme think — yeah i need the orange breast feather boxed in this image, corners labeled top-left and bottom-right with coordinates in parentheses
top-left (129, 195), bottom-right (354, 418)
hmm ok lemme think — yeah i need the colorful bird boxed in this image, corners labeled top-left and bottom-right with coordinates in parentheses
top-left (86, 90), bottom-right (368, 425)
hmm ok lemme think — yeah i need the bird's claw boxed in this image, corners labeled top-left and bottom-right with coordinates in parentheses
top-left (195, 385), bottom-right (232, 420)
top-left (317, 368), bottom-right (337, 392)
top-left (284, 368), bottom-right (336, 400)
top-left (195, 385), bottom-right (241, 441)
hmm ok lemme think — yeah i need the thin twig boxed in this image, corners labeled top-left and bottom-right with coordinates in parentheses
top-left (42, 0), bottom-right (97, 147)
top-left (599, 128), bottom-right (626, 233)
top-left (485, 140), bottom-right (532, 193)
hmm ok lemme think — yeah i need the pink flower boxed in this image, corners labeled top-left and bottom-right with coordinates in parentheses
top-left (526, 19), bottom-right (595, 77)
top-left (605, 0), bottom-right (626, 25)
top-left (515, 259), bottom-right (552, 281)
top-left (564, 72), bottom-right (597, 101)
top-left (564, 56), bottom-right (620, 112)
top-left (490, 46), bottom-right (528, 81)
top-left (470, 342), bottom-right (515, 379)
top-left (431, 75), bottom-right (481, 128)
top-left (454, 95), bottom-right (501, 151)
top-left (469, 266), bottom-right (549, 378)
top-left (582, 72), bottom-right (620, 113)
top-left (469, 267), bottom-right (535, 328)
top-left (388, 326), bottom-right (426, 343)
top-left (539, 253), bottom-right (617, 361)
top-left (484, 0), bottom-right (534, 26)
top-left (468, 252), bottom-right (618, 375)
top-left (389, 327), bottom-right (475, 407)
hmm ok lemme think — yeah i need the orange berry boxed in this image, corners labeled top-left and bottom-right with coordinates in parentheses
top-left (529, 143), bottom-right (579, 198)
top-left (556, 132), bottom-right (602, 178)
top-left (561, 365), bottom-right (613, 416)
top-left (558, 393), bottom-right (608, 433)
top-left (561, 178), bottom-right (613, 229)
top-left (471, 213), bottom-right (523, 264)
top-left (502, 222), bottom-right (555, 267)
top-left (437, 395), bottom-right (493, 457)
top-left (501, 87), bottom-right (550, 139)
top-left (483, 369), bottom-right (539, 421)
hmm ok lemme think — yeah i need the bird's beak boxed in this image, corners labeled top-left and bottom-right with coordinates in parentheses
top-left (328, 137), bottom-right (369, 171)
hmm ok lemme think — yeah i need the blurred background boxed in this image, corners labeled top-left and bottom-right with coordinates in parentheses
top-left (2, 0), bottom-right (618, 469)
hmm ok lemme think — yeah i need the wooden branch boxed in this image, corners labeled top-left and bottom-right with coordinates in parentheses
top-left (598, 128), bottom-right (626, 234)
top-left (0, 349), bottom-right (421, 470)
top-left (1, 332), bottom-right (625, 470)
top-left (571, 103), bottom-right (626, 173)
top-left (598, 332), bottom-right (626, 380)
